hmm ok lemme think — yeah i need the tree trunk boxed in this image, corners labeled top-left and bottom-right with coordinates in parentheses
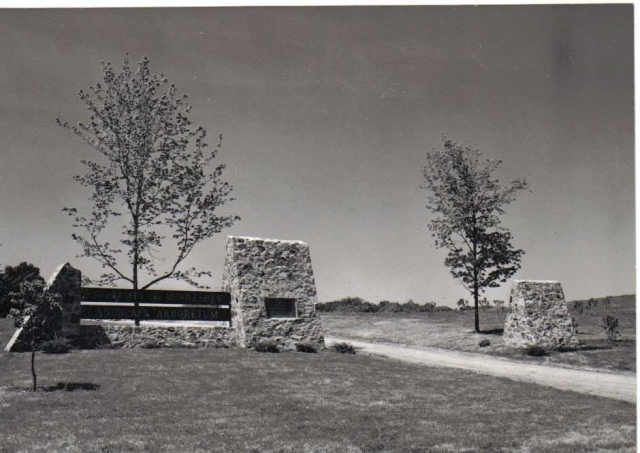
top-left (474, 283), bottom-right (480, 333)
top-left (133, 227), bottom-right (140, 327)
top-left (31, 349), bottom-right (37, 392)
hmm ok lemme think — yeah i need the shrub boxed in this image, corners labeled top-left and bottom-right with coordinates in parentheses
top-left (523, 345), bottom-right (547, 357)
top-left (41, 336), bottom-right (71, 354)
top-left (479, 298), bottom-right (490, 310)
top-left (456, 298), bottom-right (469, 311)
top-left (493, 300), bottom-right (505, 311)
top-left (331, 342), bottom-right (357, 354)
top-left (295, 342), bottom-right (317, 353)
top-left (602, 315), bottom-right (621, 343)
top-left (255, 339), bottom-right (280, 353)
top-left (478, 339), bottom-right (491, 348)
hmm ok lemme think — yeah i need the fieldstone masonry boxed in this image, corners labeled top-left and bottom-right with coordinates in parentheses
top-left (46, 263), bottom-right (82, 339)
top-left (503, 280), bottom-right (578, 349)
top-left (222, 236), bottom-right (325, 350)
top-left (4, 262), bottom-right (82, 352)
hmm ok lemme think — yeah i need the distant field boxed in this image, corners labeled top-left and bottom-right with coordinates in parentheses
top-left (321, 295), bottom-right (636, 373)
top-left (0, 318), bottom-right (636, 452)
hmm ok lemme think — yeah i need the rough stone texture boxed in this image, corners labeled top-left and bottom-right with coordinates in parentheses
top-left (222, 236), bottom-right (325, 350)
top-left (503, 280), bottom-right (579, 349)
top-left (5, 262), bottom-right (82, 352)
top-left (78, 324), bottom-right (236, 349)
top-left (46, 263), bottom-right (82, 339)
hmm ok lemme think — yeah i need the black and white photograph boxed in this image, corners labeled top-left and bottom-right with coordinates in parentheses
top-left (0, 3), bottom-right (635, 452)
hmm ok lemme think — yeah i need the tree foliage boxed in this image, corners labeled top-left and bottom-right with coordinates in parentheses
top-left (9, 280), bottom-right (63, 391)
top-left (57, 56), bottom-right (239, 291)
top-left (0, 262), bottom-right (45, 317)
top-left (422, 138), bottom-right (528, 332)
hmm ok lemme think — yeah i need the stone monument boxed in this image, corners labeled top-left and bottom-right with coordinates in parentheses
top-left (222, 236), bottom-right (325, 350)
top-left (5, 262), bottom-right (82, 352)
top-left (503, 280), bottom-right (578, 349)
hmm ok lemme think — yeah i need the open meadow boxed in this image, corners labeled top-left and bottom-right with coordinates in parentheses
top-left (0, 318), bottom-right (637, 453)
top-left (321, 295), bottom-right (636, 373)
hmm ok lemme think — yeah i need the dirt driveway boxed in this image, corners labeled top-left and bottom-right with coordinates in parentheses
top-left (326, 336), bottom-right (636, 404)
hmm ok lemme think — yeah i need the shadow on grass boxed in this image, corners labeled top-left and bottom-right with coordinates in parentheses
top-left (42, 382), bottom-right (100, 392)
top-left (8, 382), bottom-right (101, 393)
top-left (479, 328), bottom-right (504, 335)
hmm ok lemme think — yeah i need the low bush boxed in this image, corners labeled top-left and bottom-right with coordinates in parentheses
top-left (331, 342), bottom-right (357, 354)
top-left (295, 342), bottom-right (317, 353)
top-left (40, 337), bottom-right (71, 354)
top-left (478, 339), bottom-right (491, 348)
top-left (255, 339), bottom-right (280, 353)
top-left (523, 345), bottom-right (547, 357)
top-left (602, 315), bottom-right (621, 343)
top-left (456, 298), bottom-right (469, 311)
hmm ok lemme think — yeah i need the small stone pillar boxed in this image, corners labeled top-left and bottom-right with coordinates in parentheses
top-left (222, 236), bottom-right (325, 350)
top-left (503, 280), bottom-right (578, 349)
top-left (46, 263), bottom-right (82, 339)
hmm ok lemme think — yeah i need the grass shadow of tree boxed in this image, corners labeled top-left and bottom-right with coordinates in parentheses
top-left (479, 328), bottom-right (503, 335)
top-left (41, 382), bottom-right (100, 392)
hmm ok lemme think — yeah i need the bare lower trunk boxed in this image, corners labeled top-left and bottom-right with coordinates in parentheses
top-left (474, 284), bottom-right (480, 333)
top-left (31, 349), bottom-right (37, 392)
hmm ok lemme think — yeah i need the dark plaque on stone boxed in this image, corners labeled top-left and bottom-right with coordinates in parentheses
top-left (264, 298), bottom-right (297, 318)
top-left (81, 288), bottom-right (230, 306)
top-left (80, 304), bottom-right (231, 322)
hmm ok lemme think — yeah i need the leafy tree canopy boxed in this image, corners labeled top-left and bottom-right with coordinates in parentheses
top-left (58, 56), bottom-right (239, 291)
top-left (0, 262), bottom-right (45, 317)
top-left (422, 137), bottom-right (529, 332)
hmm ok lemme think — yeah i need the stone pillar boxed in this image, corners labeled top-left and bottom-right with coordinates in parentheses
top-left (503, 280), bottom-right (578, 349)
top-left (46, 263), bottom-right (82, 339)
top-left (222, 236), bottom-right (325, 350)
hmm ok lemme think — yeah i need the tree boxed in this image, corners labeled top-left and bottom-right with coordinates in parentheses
top-left (57, 56), bottom-right (239, 324)
top-left (9, 281), bottom-right (63, 391)
top-left (0, 262), bottom-right (45, 318)
top-left (422, 138), bottom-right (528, 332)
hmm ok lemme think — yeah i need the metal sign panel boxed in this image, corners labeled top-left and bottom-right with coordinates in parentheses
top-left (81, 288), bottom-right (230, 306)
top-left (80, 305), bottom-right (231, 322)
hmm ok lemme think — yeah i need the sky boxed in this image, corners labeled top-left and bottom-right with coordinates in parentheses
top-left (0, 5), bottom-right (634, 306)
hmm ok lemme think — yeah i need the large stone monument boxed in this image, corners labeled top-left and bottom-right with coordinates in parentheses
top-left (503, 280), bottom-right (578, 349)
top-left (222, 236), bottom-right (325, 350)
top-left (5, 262), bottom-right (82, 352)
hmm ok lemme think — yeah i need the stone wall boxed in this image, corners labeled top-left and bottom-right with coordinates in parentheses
top-left (503, 280), bottom-right (578, 349)
top-left (222, 236), bottom-right (325, 350)
top-left (78, 324), bottom-right (236, 349)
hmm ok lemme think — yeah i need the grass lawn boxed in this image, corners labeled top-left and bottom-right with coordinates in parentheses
top-left (321, 295), bottom-right (636, 373)
top-left (0, 318), bottom-right (637, 452)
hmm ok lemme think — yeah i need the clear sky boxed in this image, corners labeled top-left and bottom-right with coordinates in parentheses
top-left (0, 5), bottom-right (634, 306)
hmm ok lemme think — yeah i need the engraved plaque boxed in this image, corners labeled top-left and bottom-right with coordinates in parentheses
top-left (264, 298), bottom-right (297, 318)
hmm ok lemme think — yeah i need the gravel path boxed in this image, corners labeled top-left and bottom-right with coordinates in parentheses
top-left (326, 336), bottom-right (636, 403)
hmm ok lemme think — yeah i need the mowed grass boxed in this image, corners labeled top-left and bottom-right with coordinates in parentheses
top-left (0, 319), bottom-right (636, 452)
top-left (321, 295), bottom-right (636, 373)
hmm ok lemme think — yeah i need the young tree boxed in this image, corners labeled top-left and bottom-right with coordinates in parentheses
top-left (57, 56), bottom-right (239, 324)
top-left (0, 262), bottom-right (45, 318)
top-left (9, 281), bottom-right (63, 391)
top-left (422, 138), bottom-right (528, 332)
